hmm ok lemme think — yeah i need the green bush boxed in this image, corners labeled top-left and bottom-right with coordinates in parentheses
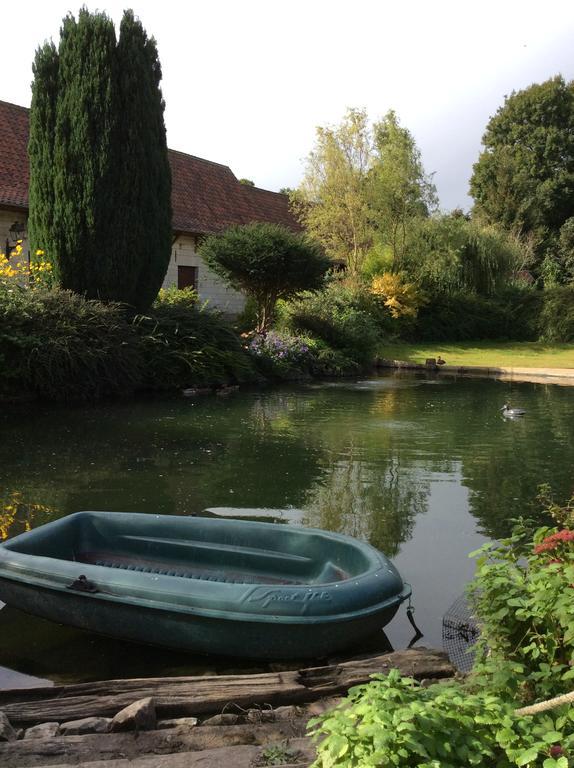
top-left (132, 292), bottom-right (255, 390)
top-left (246, 331), bottom-right (359, 379)
top-left (279, 280), bottom-right (381, 369)
top-left (310, 670), bottom-right (574, 768)
top-left (0, 286), bottom-right (142, 400)
top-left (538, 286), bottom-right (574, 342)
top-left (311, 490), bottom-right (574, 768)
top-left (407, 292), bottom-right (513, 341)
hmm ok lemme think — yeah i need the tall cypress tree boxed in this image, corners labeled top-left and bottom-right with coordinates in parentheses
top-left (115, 10), bottom-right (172, 310)
top-left (28, 8), bottom-right (172, 311)
top-left (28, 42), bottom-right (59, 275)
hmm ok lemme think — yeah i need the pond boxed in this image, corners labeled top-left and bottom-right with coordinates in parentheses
top-left (1, 371), bottom-right (573, 685)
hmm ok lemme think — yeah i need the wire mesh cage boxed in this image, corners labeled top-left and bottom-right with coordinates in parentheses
top-left (442, 594), bottom-right (481, 672)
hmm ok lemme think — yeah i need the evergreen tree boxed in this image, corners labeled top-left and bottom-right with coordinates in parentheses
top-left (115, 10), bottom-right (172, 310)
top-left (28, 8), bottom-right (172, 311)
top-left (28, 41), bottom-right (59, 275)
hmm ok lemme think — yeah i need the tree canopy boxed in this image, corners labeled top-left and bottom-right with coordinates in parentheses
top-left (28, 8), bottom-right (172, 311)
top-left (199, 222), bottom-right (330, 331)
top-left (293, 108), bottom-right (437, 275)
top-left (470, 76), bottom-right (574, 278)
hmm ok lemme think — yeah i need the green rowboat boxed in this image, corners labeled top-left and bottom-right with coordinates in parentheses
top-left (0, 512), bottom-right (410, 659)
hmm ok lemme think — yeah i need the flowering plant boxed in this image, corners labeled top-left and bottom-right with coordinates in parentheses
top-left (0, 242), bottom-right (53, 287)
top-left (468, 492), bottom-right (574, 703)
top-left (246, 331), bottom-right (317, 377)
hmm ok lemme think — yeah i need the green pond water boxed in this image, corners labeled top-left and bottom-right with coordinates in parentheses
top-left (0, 371), bottom-right (573, 686)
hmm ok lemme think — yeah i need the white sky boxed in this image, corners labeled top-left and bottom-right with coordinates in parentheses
top-left (2, 0), bottom-right (574, 210)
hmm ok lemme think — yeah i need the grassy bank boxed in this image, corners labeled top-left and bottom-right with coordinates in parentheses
top-left (379, 341), bottom-right (574, 369)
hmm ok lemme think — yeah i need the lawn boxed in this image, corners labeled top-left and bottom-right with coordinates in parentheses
top-left (379, 341), bottom-right (574, 369)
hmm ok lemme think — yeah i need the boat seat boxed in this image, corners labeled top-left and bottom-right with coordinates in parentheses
top-left (77, 552), bottom-right (302, 585)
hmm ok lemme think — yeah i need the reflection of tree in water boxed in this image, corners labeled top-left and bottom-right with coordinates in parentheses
top-left (0, 491), bottom-right (58, 540)
top-left (455, 384), bottom-right (574, 539)
top-left (304, 447), bottom-right (428, 556)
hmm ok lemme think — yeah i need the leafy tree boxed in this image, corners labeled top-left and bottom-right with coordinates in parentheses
top-left (405, 214), bottom-right (520, 295)
top-left (370, 110), bottom-right (438, 271)
top-left (470, 76), bottom-right (574, 275)
top-left (28, 8), bottom-right (172, 312)
top-left (293, 108), bottom-right (373, 275)
top-left (238, 178), bottom-right (255, 186)
top-left (294, 108), bottom-right (436, 276)
top-left (199, 222), bottom-right (330, 331)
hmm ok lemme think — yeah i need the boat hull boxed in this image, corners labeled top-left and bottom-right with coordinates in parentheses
top-left (0, 512), bottom-right (410, 659)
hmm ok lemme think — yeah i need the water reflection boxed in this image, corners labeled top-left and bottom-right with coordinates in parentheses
top-left (0, 373), bottom-right (573, 681)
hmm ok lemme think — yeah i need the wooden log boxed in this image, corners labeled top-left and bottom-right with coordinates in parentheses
top-left (0, 648), bottom-right (453, 727)
top-left (0, 720), bottom-right (309, 767)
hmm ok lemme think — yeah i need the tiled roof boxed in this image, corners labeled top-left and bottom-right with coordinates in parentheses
top-left (0, 102), bottom-right (30, 210)
top-left (0, 100), bottom-right (299, 234)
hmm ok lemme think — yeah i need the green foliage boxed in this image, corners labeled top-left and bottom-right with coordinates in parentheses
top-left (132, 290), bottom-right (255, 390)
top-left (369, 110), bottom-right (438, 271)
top-left (0, 285), bottom-right (255, 400)
top-left (279, 280), bottom-right (382, 370)
top-left (309, 670), bottom-right (574, 768)
top-left (469, 497), bottom-right (574, 704)
top-left (114, 9), bottom-right (172, 311)
top-left (246, 331), bottom-right (356, 378)
top-left (255, 742), bottom-right (302, 766)
top-left (199, 222), bottom-right (330, 331)
top-left (294, 108), bottom-right (374, 275)
top-left (28, 8), bottom-right (171, 311)
top-left (409, 293), bottom-right (509, 341)
top-left (0, 285), bottom-right (141, 400)
top-left (406, 215), bottom-right (520, 296)
top-left (538, 286), bottom-right (574, 342)
top-left (294, 108), bottom-right (436, 276)
top-left (312, 492), bottom-right (574, 768)
top-left (470, 76), bottom-right (574, 276)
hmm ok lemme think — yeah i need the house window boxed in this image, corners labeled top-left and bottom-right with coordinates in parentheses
top-left (178, 265), bottom-right (198, 290)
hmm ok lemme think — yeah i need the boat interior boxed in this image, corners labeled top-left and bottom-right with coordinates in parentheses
top-left (4, 513), bottom-right (374, 586)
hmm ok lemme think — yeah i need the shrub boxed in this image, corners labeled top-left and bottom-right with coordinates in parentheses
top-left (469, 493), bottom-right (574, 703)
top-left (132, 293), bottom-right (255, 390)
top-left (538, 286), bottom-right (574, 342)
top-left (199, 222), bottom-right (330, 331)
top-left (279, 280), bottom-right (381, 369)
top-left (311, 489), bottom-right (574, 768)
top-left (247, 331), bottom-right (315, 378)
top-left (246, 331), bottom-right (358, 378)
top-left (406, 292), bottom-right (513, 341)
top-left (309, 670), bottom-right (574, 768)
top-left (0, 286), bottom-right (142, 400)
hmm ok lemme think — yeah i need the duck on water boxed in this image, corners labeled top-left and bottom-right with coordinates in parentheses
top-left (501, 403), bottom-right (526, 417)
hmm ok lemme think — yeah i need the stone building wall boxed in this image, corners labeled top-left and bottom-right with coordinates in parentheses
top-left (162, 235), bottom-right (245, 316)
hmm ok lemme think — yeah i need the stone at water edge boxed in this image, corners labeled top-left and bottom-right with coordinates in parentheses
top-left (201, 713), bottom-right (240, 726)
top-left (156, 717), bottom-right (199, 730)
top-left (24, 722), bottom-right (60, 739)
top-left (0, 711), bottom-right (17, 742)
top-left (59, 717), bottom-right (112, 735)
top-left (110, 697), bottom-right (157, 732)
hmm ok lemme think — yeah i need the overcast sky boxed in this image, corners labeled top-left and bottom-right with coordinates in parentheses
top-left (2, 0), bottom-right (574, 210)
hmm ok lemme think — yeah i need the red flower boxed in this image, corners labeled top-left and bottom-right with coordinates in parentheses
top-left (550, 745), bottom-right (564, 758)
top-left (533, 529), bottom-right (574, 554)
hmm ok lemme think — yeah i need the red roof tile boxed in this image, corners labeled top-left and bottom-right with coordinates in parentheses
top-left (0, 100), bottom-right (299, 234)
top-left (0, 102), bottom-right (29, 211)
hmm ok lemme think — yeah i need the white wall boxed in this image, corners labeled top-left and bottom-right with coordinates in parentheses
top-left (0, 212), bottom-right (246, 317)
top-left (163, 235), bottom-right (245, 316)
top-left (0, 210), bottom-right (28, 268)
